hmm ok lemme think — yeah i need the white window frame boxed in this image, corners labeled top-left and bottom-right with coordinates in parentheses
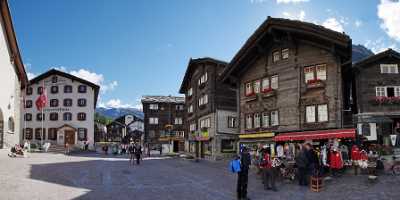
top-left (395, 86), bottom-right (400, 97)
top-left (316, 64), bottom-right (327, 80)
top-left (245, 82), bottom-right (253, 96)
top-left (304, 66), bottom-right (315, 83)
top-left (188, 88), bottom-right (193, 97)
top-left (306, 105), bottom-right (316, 123)
top-left (380, 64), bottom-right (399, 74)
top-left (188, 105), bottom-right (193, 113)
top-left (273, 51), bottom-right (280, 62)
top-left (149, 104), bottom-right (158, 110)
top-left (271, 110), bottom-right (279, 126)
top-left (149, 117), bottom-right (159, 125)
top-left (228, 117), bottom-right (236, 128)
top-left (376, 87), bottom-right (386, 97)
top-left (174, 118), bottom-right (183, 125)
top-left (189, 123), bottom-right (196, 132)
top-left (317, 104), bottom-right (328, 122)
top-left (262, 112), bottom-right (270, 128)
top-left (271, 75), bottom-right (279, 89)
top-left (262, 78), bottom-right (270, 91)
top-left (282, 48), bottom-right (289, 59)
top-left (254, 113), bottom-right (260, 128)
top-left (246, 115), bottom-right (253, 129)
top-left (254, 80), bottom-right (261, 94)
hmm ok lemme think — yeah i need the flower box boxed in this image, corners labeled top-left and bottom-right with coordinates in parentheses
top-left (261, 88), bottom-right (276, 98)
top-left (374, 96), bottom-right (400, 104)
top-left (306, 79), bottom-right (325, 89)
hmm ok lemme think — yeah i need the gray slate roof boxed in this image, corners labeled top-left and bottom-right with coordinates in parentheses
top-left (141, 95), bottom-right (185, 103)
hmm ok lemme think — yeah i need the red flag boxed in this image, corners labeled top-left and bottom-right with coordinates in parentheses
top-left (35, 87), bottom-right (47, 111)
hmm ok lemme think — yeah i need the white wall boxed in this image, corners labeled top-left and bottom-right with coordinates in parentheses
top-left (21, 74), bottom-right (96, 149)
top-left (0, 19), bottom-right (22, 148)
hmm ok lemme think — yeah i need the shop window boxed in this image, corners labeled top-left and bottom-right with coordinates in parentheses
top-left (78, 128), bottom-right (87, 141)
top-left (221, 139), bottom-right (236, 153)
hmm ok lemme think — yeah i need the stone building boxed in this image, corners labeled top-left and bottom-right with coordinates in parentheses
top-left (220, 17), bottom-right (355, 152)
top-left (0, 0), bottom-right (28, 148)
top-left (179, 58), bottom-right (237, 160)
top-left (106, 114), bottom-right (144, 143)
top-left (142, 96), bottom-right (185, 153)
top-left (21, 69), bottom-right (99, 150)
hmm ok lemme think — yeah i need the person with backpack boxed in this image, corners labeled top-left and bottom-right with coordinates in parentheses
top-left (237, 146), bottom-right (251, 200)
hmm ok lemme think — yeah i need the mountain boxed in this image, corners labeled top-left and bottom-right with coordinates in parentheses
top-left (352, 44), bottom-right (374, 63)
top-left (96, 107), bottom-right (144, 120)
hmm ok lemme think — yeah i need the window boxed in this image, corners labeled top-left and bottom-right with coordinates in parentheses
top-left (24, 128), bottom-right (33, 140)
top-left (304, 66), bottom-right (315, 83)
top-left (198, 94), bottom-right (208, 107)
top-left (387, 87), bottom-right (395, 97)
top-left (376, 87), bottom-right (386, 97)
top-left (174, 117), bottom-right (183, 125)
top-left (188, 105), bottom-right (193, 113)
top-left (271, 110), bottom-right (279, 126)
top-left (396, 87), bottom-right (400, 97)
top-left (176, 105), bottom-right (184, 111)
top-left (200, 118), bottom-right (211, 128)
top-left (37, 86), bottom-right (43, 95)
top-left (64, 85), bottom-right (73, 93)
top-left (49, 113), bottom-right (58, 121)
top-left (50, 99), bottom-right (59, 107)
top-left (149, 104), bottom-right (158, 110)
top-left (77, 112), bottom-right (86, 121)
top-left (316, 64), bottom-right (327, 80)
top-left (78, 128), bottom-right (87, 141)
top-left (48, 128), bottom-right (57, 140)
top-left (254, 113), bottom-right (261, 128)
top-left (25, 100), bottom-right (32, 108)
top-left (78, 98), bottom-right (87, 107)
top-left (273, 51), bottom-right (280, 62)
top-left (189, 123), bottom-right (197, 132)
top-left (188, 88), bottom-right (193, 97)
top-left (63, 112), bottom-right (72, 121)
top-left (149, 117), bottom-right (158, 124)
top-left (36, 113), bottom-right (45, 121)
top-left (262, 112), bottom-right (270, 128)
top-left (306, 106), bottom-right (316, 123)
top-left (245, 82), bottom-right (253, 96)
top-left (228, 117), bottom-right (237, 128)
top-left (246, 115), bottom-right (253, 129)
top-left (380, 64), bottom-right (398, 74)
top-left (282, 48), bottom-right (289, 59)
top-left (262, 78), bottom-right (270, 91)
top-left (24, 113), bottom-right (32, 121)
top-left (254, 80), bottom-right (261, 94)
top-left (51, 86), bottom-right (58, 94)
top-left (78, 85), bottom-right (87, 93)
top-left (35, 128), bottom-right (46, 140)
top-left (271, 75), bottom-right (279, 89)
top-left (198, 72), bottom-right (208, 85)
top-left (64, 98), bottom-right (73, 107)
top-left (26, 87), bottom-right (33, 95)
top-left (221, 139), bottom-right (236, 153)
top-left (318, 104), bottom-right (328, 122)
top-left (51, 76), bottom-right (58, 83)
top-left (8, 117), bottom-right (14, 132)
top-left (175, 131), bottom-right (185, 137)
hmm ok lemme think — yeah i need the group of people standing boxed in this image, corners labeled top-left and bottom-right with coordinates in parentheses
top-left (128, 142), bottom-right (143, 165)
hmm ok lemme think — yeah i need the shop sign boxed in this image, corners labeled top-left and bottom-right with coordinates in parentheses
top-left (239, 132), bottom-right (274, 139)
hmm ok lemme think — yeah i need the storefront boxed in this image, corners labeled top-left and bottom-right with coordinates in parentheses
top-left (238, 131), bottom-right (275, 157)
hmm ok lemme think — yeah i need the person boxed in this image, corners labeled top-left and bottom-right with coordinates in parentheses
top-left (351, 145), bottom-right (361, 175)
top-left (128, 143), bottom-right (136, 165)
top-left (261, 147), bottom-right (277, 192)
top-left (295, 144), bottom-right (309, 186)
top-left (237, 147), bottom-right (251, 200)
top-left (330, 148), bottom-right (343, 177)
top-left (65, 143), bottom-right (70, 155)
top-left (135, 142), bottom-right (142, 165)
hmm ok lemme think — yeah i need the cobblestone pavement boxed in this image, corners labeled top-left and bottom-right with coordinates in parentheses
top-left (1, 150), bottom-right (400, 200)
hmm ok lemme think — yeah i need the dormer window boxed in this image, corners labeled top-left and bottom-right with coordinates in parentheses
top-left (52, 76), bottom-right (58, 83)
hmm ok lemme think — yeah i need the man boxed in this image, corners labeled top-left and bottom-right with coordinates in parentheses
top-left (295, 144), bottom-right (309, 186)
top-left (135, 142), bottom-right (142, 165)
top-left (261, 147), bottom-right (277, 192)
top-left (237, 147), bottom-right (251, 200)
top-left (128, 143), bottom-right (136, 165)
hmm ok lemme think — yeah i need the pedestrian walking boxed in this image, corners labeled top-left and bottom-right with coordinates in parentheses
top-left (351, 145), bottom-right (361, 175)
top-left (237, 146), bottom-right (251, 200)
top-left (261, 147), bottom-right (277, 192)
top-left (135, 142), bottom-right (142, 165)
top-left (128, 143), bottom-right (136, 165)
top-left (295, 144), bottom-right (309, 186)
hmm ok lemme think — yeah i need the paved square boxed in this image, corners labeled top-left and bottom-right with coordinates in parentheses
top-left (1, 150), bottom-right (400, 200)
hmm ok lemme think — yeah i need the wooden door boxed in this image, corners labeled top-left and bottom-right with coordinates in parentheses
top-left (65, 130), bottom-right (75, 145)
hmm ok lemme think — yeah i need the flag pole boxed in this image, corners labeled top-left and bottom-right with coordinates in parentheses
top-left (41, 81), bottom-right (44, 147)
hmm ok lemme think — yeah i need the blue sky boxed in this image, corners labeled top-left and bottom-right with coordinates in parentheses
top-left (9, 0), bottom-right (400, 109)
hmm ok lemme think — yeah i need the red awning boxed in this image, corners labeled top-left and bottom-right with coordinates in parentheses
top-left (274, 128), bottom-right (356, 142)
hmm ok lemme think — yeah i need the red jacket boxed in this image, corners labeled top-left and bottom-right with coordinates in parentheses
top-left (351, 146), bottom-right (360, 161)
top-left (359, 151), bottom-right (368, 161)
top-left (261, 153), bottom-right (272, 169)
top-left (330, 151), bottom-right (343, 169)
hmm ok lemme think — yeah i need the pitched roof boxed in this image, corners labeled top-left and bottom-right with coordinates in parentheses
top-left (141, 95), bottom-right (185, 104)
top-left (220, 17), bottom-right (352, 82)
top-left (179, 57), bottom-right (227, 93)
top-left (353, 48), bottom-right (400, 68)
top-left (0, 0), bottom-right (28, 87)
top-left (28, 69), bottom-right (100, 108)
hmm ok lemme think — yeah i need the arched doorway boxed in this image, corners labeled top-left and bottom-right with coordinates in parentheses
top-left (0, 109), bottom-right (3, 149)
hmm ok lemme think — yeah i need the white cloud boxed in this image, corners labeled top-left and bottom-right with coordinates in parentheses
top-left (378, 0), bottom-right (400, 41)
top-left (364, 37), bottom-right (398, 53)
top-left (277, 0), bottom-right (309, 3)
top-left (27, 72), bottom-right (36, 80)
top-left (355, 20), bottom-right (363, 28)
top-left (322, 18), bottom-right (344, 33)
top-left (282, 10), bottom-right (306, 21)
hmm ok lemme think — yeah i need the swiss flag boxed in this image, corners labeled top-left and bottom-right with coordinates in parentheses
top-left (35, 87), bottom-right (47, 111)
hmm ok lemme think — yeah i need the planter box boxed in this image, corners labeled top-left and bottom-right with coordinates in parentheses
top-left (262, 90), bottom-right (276, 98)
top-left (306, 81), bottom-right (325, 90)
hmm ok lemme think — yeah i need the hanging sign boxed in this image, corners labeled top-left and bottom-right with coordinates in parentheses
top-left (390, 135), bottom-right (398, 146)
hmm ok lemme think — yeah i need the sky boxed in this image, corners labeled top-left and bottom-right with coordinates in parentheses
top-left (8, 0), bottom-right (400, 110)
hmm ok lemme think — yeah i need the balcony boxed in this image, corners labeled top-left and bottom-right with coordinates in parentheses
top-left (306, 79), bottom-right (325, 90)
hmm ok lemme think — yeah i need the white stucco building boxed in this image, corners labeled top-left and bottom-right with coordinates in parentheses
top-left (21, 69), bottom-right (99, 150)
top-left (0, 0), bottom-right (28, 149)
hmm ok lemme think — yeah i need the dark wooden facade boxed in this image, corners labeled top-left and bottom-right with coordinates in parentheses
top-left (142, 96), bottom-right (185, 152)
top-left (353, 49), bottom-right (400, 145)
top-left (179, 58), bottom-right (237, 159)
top-left (220, 17), bottom-right (353, 146)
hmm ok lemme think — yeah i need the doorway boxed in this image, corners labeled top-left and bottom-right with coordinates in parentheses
top-left (64, 130), bottom-right (75, 145)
